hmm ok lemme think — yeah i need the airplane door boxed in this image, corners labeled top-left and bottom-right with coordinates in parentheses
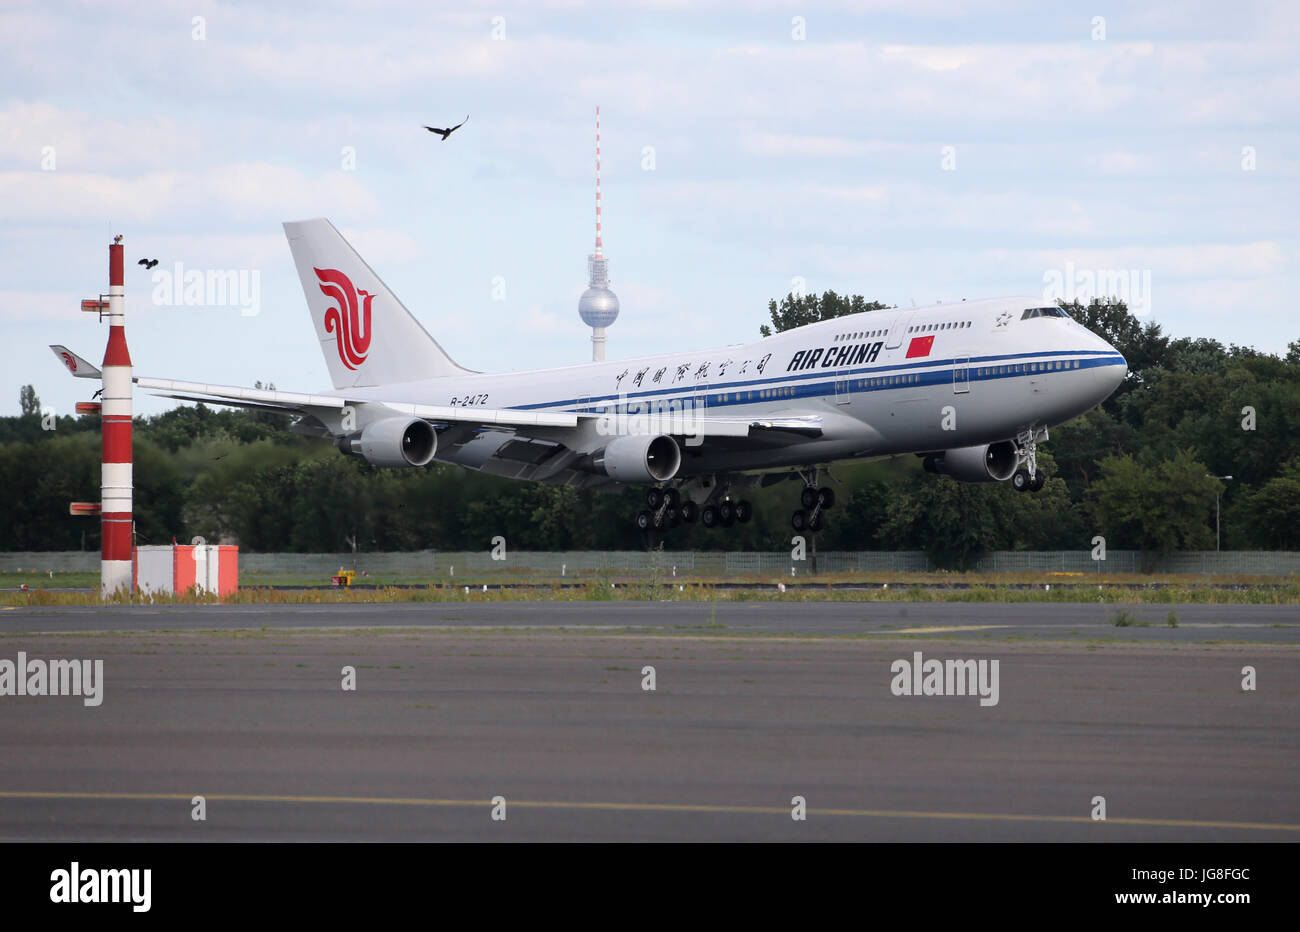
top-left (835, 370), bottom-right (852, 404)
top-left (696, 382), bottom-right (708, 414)
top-left (953, 356), bottom-right (970, 393)
top-left (885, 311), bottom-right (916, 349)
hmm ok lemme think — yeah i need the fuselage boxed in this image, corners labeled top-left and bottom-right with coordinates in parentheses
top-left (344, 296), bottom-right (1127, 477)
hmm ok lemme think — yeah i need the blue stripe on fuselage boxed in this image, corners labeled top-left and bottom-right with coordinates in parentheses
top-left (511, 349), bottom-right (1126, 414)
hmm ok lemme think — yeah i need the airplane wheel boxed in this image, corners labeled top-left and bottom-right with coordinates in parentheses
top-left (667, 506), bottom-right (681, 528)
top-left (646, 488), bottom-right (663, 509)
top-left (662, 487), bottom-right (681, 508)
top-left (791, 510), bottom-right (808, 532)
top-left (680, 501), bottom-right (699, 523)
top-left (800, 487), bottom-right (818, 509)
top-left (817, 487), bottom-right (835, 509)
top-left (735, 500), bottom-right (753, 523)
top-left (635, 510), bottom-right (653, 531)
top-left (701, 505), bottom-right (719, 528)
top-left (718, 500), bottom-right (735, 524)
top-left (1012, 469), bottom-right (1031, 492)
top-left (809, 512), bottom-right (824, 532)
top-left (1029, 471), bottom-right (1045, 492)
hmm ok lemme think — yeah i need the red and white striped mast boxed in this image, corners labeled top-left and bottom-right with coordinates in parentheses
top-left (100, 236), bottom-right (134, 596)
top-left (594, 105), bottom-right (603, 261)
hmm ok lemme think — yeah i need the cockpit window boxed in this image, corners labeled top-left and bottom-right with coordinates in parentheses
top-left (1021, 306), bottom-right (1069, 320)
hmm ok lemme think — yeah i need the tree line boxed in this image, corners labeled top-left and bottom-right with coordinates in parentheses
top-left (3, 297), bottom-right (1297, 566)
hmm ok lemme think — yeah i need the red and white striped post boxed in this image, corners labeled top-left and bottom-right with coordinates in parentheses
top-left (100, 237), bottom-right (133, 596)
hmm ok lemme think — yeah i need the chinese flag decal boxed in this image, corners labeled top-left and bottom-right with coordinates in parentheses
top-left (906, 335), bottom-right (935, 358)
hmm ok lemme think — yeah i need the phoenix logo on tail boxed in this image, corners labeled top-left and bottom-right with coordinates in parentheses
top-left (314, 266), bottom-right (374, 369)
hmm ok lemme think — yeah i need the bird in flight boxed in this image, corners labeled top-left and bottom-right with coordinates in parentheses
top-left (423, 115), bottom-right (469, 141)
top-left (138, 258), bottom-right (158, 269)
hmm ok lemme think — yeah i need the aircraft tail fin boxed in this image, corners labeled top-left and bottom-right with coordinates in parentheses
top-left (282, 218), bottom-right (472, 389)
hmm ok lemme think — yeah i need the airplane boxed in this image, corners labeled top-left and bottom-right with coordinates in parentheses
top-left (106, 218), bottom-right (1128, 533)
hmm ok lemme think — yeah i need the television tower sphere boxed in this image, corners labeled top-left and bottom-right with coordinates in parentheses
top-left (578, 288), bottom-right (620, 328)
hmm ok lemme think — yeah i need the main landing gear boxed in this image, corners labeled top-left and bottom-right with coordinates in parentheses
top-left (790, 469), bottom-right (835, 532)
top-left (635, 486), bottom-right (752, 532)
top-left (700, 498), bottom-right (752, 529)
top-left (1011, 427), bottom-right (1048, 493)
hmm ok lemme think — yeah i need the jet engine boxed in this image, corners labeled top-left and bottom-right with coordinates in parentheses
top-left (922, 441), bottom-right (1019, 483)
top-left (343, 417), bottom-right (437, 468)
top-left (593, 434), bottom-right (682, 483)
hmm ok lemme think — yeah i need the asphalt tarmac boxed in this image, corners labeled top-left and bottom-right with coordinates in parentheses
top-left (1, 601), bottom-right (1297, 841)
top-left (6, 599), bottom-right (1300, 641)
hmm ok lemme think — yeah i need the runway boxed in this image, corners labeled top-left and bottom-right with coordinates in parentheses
top-left (1, 602), bottom-right (1297, 841)
top-left (7, 598), bottom-right (1300, 641)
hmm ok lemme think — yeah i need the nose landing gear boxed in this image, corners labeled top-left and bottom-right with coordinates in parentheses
top-left (1011, 427), bottom-right (1049, 493)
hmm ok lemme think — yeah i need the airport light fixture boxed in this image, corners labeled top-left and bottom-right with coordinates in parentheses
top-left (1206, 475), bottom-right (1233, 552)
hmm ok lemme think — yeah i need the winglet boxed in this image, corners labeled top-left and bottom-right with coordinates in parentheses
top-left (50, 345), bottom-right (102, 380)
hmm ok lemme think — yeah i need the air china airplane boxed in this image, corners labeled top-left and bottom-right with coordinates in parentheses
top-left (129, 219), bottom-right (1127, 533)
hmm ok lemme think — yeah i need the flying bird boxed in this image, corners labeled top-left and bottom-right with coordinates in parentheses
top-left (423, 115), bottom-right (468, 141)
top-left (138, 258), bottom-right (158, 269)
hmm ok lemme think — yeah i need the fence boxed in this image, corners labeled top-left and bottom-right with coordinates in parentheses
top-left (4, 550), bottom-right (1299, 577)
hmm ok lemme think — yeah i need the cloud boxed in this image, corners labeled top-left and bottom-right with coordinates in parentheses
top-left (0, 163), bottom-right (380, 225)
top-left (0, 289), bottom-right (83, 323)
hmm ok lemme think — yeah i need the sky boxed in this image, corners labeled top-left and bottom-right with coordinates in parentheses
top-left (1, 0), bottom-right (1297, 417)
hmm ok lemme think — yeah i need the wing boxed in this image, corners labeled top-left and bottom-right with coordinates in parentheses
top-left (452, 114), bottom-right (468, 131)
top-left (135, 377), bottom-right (580, 429)
top-left (134, 376), bottom-right (827, 486)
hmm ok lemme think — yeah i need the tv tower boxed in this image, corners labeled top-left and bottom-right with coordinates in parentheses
top-left (577, 106), bottom-right (619, 361)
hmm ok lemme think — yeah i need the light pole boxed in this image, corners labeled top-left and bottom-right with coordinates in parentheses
top-left (1207, 475), bottom-right (1233, 551)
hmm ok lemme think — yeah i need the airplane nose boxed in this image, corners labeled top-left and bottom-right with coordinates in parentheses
top-left (1092, 351), bottom-right (1127, 399)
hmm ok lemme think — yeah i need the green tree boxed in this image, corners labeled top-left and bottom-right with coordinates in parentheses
top-left (19, 385), bottom-right (40, 418)
top-left (760, 291), bottom-right (891, 337)
top-left (1241, 459), bottom-right (1300, 550)
top-left (1086, 450), bottom-right (1219, 556)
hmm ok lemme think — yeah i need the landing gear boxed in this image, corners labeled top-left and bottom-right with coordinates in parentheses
top-left (1013, 468), bottom-right (1046, 492)
top-left (636, 480), bottom-right (751, 533)
top-left (790, 510), bottom-right (824, 532)
top-left (792, 468), bottom-right (835, 533)
top-left (638, 486), bottom-right (688, 532)
top-left (646, 487), bottom-right (679, 510)
top-left (1012, 427), bottom-right (1049, 493)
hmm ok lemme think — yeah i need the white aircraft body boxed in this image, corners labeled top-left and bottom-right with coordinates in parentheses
top-left (127, 219), bottom-right (1127, 531)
